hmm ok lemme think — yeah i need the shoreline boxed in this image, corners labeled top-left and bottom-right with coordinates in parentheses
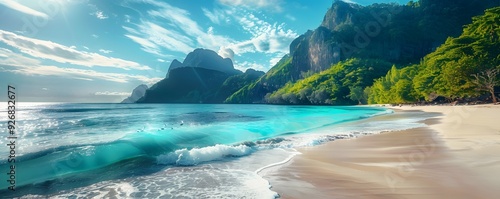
top-left (262, 105), bottom-right (500, 199)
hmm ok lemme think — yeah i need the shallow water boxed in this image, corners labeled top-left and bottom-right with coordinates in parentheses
top-left (0, 103), bottom-right (430, 198)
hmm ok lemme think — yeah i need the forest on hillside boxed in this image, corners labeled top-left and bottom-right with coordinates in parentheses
top-left (368, 7), bottom-right (500, 104)
top-left (257, 2), bottom-right (500, 105)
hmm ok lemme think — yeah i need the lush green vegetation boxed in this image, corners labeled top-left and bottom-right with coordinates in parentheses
top-left (225, 55), bottom-right (295, 103)
top-left (265, 6), bottom-right (500, 105)
top-left (368, 7), bottom-right (500, 104)
top-left (266, 59), bottom-right (392, 105)
top-left (215, 69), bottom-right (264, 102)
top-left (137, 1), bottom-right (500, 105)
top-left (367, 65), bottom-right (419, 104)
top-left (225, 0), bottom-right (499, 104)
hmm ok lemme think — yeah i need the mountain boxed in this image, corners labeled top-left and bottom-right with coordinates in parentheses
top-left (134, 49), bottom-right (263, 103)
top-left (226, 0), bottom-right (500, 104)
top-left (369, 7), bottom-right (500, 104)
top-left (121, 84), bottom-right (148, 103)
top-left (266, 59), bottom-right (392, 105)
top-left (166, 48), bottom-right (241, 78)
top-left (215, 69), bottom-right (265, 102)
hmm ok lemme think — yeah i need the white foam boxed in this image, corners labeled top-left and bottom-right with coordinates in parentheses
top-left (23, 181), bottom-right (137, 199)
top-left (255, 149), bottom-right (300, 176)
top-left (29, 166), bottom-right (278, 199)
top-left (157, 144), bottom-right (254, 166)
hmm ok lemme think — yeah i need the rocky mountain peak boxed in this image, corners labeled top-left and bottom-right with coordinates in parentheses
top-left (166, 48), bottom-right (241, 77)
top-left (321, 0), bottom-right (358, 30)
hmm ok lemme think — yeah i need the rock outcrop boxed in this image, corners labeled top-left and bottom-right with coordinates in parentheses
top-left (166, 48), bottom-right (241, 78)
top-left (133, 48), bottom-right (256, 103)
top-left (121, 84), bottom-right (148, 103)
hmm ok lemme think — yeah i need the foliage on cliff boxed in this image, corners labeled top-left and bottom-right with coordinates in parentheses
top-left (225, 55), bottom-right (294, 103)
top-left (227, 0), bottom-right (499, 104)
top-left (265, 59), bottom-right (392, 105)
top-left (368, 7), bottom-right (500, 104)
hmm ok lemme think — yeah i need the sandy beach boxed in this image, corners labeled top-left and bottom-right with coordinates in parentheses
top-left (263, 105), bottom-right (500, 199)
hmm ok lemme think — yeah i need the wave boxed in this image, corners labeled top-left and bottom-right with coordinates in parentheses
top-left (0, 106), bottom-right (395, 192)
top-left (157, 144), bottom-right (254, 166)
top-left (0, 130), bottom-right (195, 189)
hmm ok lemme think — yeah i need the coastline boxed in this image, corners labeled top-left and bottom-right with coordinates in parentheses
top-left (263, 105), bottom-right (500, 199)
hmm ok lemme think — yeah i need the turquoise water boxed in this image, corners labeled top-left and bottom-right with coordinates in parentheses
top-left (0, 103), bottom-right (413, 198)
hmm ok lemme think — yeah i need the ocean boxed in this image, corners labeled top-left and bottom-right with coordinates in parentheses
top-left (0, 103), bottom-right (430, 198)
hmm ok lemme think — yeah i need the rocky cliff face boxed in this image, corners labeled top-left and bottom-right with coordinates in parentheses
top-left (166, 48), bottom-right (241, 78)
top-left (227, 0), bottom-right (500, 104)
top-left (121, 84), bottom-right (148, 103)
top-left (290, 27), bottom-right (341, 75)
top-left (320, 1), bottom-right (358, 31)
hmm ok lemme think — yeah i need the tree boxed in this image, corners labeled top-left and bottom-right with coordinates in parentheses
top-left (349, 86), bottom-right (365, 104)
top-left (471, 68), bottom-right (500, 103)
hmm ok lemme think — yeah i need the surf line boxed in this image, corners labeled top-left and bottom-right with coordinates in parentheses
top-left (255, 148), bottom-right (301, 176)
top-left (6, 85), bottom-right (17, 191)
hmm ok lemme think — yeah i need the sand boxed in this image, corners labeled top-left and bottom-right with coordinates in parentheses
top-left (263, 105), bottom-right (500, 199)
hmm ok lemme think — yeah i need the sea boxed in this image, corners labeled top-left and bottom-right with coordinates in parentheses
top-left (0, 103), bottom-right (432, 198)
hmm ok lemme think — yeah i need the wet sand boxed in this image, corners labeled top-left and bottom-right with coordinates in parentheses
top-left (263, 105), bottom-right (500, 199)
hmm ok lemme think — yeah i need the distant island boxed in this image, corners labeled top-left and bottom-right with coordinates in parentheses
top-left (123, 0), bottom-right (500, 105)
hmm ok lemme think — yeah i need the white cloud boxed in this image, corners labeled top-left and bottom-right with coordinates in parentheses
top-left (124, 21), bottom-right (194, 55)
top-left (42, 88), bottom-right (49, 91)
top-left (0, 47), bottom-right (39, 66)
top-left (99, 49), bottom-right (113, 54)
top-left (157, 58), bottom-right (165, 62)
top-left (124, 0), bottom-right (235, 56)
top-left (202, 8), bottom-right (228, 24)
top-left (123, 0), bottom-right (296, 72)
top-left (1, 64), bottom-right (161, 84)
top-left (218, 0), bottom-right (283, 11)
top-left (147, 1), bottom-right (234, 49)
top-left (234, 61), bottom-right (267, 72)
top-left (91, 34), bottom-right (99, 38)
top-left (0, 48), bottom-right (162, 84)
top-left (93, 10), bottom-right (108, 19)
top-left (94, 91), bottom-right (131, 96)
top-left (0, 0), bottom-right (49, 18)
top-left (221, 12), bottom-right (298, 56)
top-left (218, 46), bottom-right (235, 60)
top-left (0, 30), bottom-right (150, 70)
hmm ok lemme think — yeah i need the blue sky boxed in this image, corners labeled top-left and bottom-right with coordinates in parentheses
top-left (0, 0), bottom-right (409, 102)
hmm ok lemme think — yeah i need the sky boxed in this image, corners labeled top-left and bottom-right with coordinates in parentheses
top-left (0, 0), bottom-right (410, 102)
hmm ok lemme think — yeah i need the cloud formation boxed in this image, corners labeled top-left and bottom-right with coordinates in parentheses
top-left (123, 0), bottom-right (297, 71)
top-left (0, 30), bottom-right (150, 70)
top-left (218, 0), bottom-right (283, 11)
top-left (0, 48), bottom-right (161, 84)
top-left (99, 49), bottom-right (113, 54)
top-left (221, 12), bottom-right (298, 56)
top-left (0, 0), bottom-right (48, 18)
top-left (1, 63), bottom-right (160, 84)
top-left (124, 0), bottom-right (235, 56)
top-left (94, 91), bottom-right (131, 96)
top-left (234, 61), bottom-right (267, 72)
top-left (93, 10), bottom-right (108, 19)
top-left (202, 8), bottom-right (228, 24)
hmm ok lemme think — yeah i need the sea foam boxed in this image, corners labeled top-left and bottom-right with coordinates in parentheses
top-left (156, 144), bottom-right (254, 166)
